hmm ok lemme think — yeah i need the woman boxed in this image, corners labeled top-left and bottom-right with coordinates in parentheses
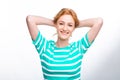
top-left (26, 8), bottom-right (103, 80)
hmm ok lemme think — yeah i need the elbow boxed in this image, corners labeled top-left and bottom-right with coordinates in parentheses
top-left (97, 17), bottom-right (103, 26)
top-left (26, 15), bottom-right (34, 23)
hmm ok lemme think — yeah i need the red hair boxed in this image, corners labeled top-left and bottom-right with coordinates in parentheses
top-left (53, 8), bottom-right (79, 28)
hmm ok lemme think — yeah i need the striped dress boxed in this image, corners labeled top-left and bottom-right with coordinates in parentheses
top-left (32, 31), bottom-right (93, 80)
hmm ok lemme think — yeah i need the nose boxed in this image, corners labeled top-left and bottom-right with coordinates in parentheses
top-left (63, 25), bottom-right (67, 30)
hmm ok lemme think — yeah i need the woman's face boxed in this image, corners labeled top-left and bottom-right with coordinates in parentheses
top-left (56, 14), bottom-right (75, 40)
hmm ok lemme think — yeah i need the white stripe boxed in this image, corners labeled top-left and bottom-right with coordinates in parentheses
top-left (42, 52), bottom-right (82, 62)
top-left (39, 36), bottom-right (44, 46)
top-left (74, 77), bottom-right (81, 80)
top-left (41, 58), bottom-right (82, 67)
top-left (47, 49), bottom-right (53, 55)
top-left (44, 39), bottom-right (47, 51)
top-left (42, 65), bottom-right (81, 72)
top-left (35, 35), bottom-right (40, 46)
top-left (81, 44), bottom-right (88, 51)
top-left (36, 37), bottom-right (46, 51)
top-left (43, 70), bottom-right (80, 77)
top-left (48, 42), bottom-right (50, 48)
top-left (68, 53), bottom-right (82, 60)
top-left (54, 55), bottom-right (68, 58)
top-left (37, 44), bottom-right (41, 50)
top-left (37, 39), bottom-right (46, 51)
top-left (54, 49), bottom-right (70, 52)
top-left (42, 53), bottom-right (63, 62)
top-left (39, 47), bottom-right (44, 56)
top-left (84, 36), bottom-right (89, 47)
top-left (75, 42), bottom-right (77, 47)
top-left (51, 46), bottom-right (54, 50)
top-left (70, 48), bottom-right (78, 55)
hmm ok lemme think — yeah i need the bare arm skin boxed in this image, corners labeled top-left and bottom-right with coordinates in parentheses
top-left (78, 17), bottom-right (103, 43)
top-left (26, 15), bottom-right (55, 40)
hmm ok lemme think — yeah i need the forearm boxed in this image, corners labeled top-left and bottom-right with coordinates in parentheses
top-left (78, 17), bottom-right (102, 28)
top-left (26, 15), bottom-right (55, 27)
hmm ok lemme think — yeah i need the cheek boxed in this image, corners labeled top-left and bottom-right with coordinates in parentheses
top-left (56, 26), bottom-right (60, 33)
top-left (69, 27), bottom-right (75, 32)
top-left (56, 25), bottom-right (63, 31)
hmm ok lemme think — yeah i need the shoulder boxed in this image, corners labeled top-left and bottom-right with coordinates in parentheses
top-left (46, 40), bottom-right (55, 48)
top-left (69, 41), bottom-right (78, 48)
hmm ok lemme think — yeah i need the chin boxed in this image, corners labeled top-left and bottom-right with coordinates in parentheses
top-left (59, 36), bottom-right (70, 40)
top-left (58, 33), bottom-right (71, 40)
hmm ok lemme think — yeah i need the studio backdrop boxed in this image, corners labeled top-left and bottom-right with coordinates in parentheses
top-left (0, 0), bottom-right (120, 80)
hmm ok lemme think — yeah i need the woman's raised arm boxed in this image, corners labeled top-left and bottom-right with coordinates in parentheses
top-left (78, 17), bottom-right (103, 43)
top-left (26, 15), bottom-right (55, 40)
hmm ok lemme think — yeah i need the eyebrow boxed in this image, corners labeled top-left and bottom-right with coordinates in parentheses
top-left (58, 20), bottom-right (74, 24)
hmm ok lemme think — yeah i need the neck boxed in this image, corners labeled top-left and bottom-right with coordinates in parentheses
top-left (56, 39), bottom-right (69, 48)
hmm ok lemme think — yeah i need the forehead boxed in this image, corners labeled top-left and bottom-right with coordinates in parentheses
top-left (57, 14), bottom-right (75, 23)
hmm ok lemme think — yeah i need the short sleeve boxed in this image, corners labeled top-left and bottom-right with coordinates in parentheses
top-left (32, 31), bottom-right (47, 56)
top-left (77, 33), bottom-right (94, 54)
